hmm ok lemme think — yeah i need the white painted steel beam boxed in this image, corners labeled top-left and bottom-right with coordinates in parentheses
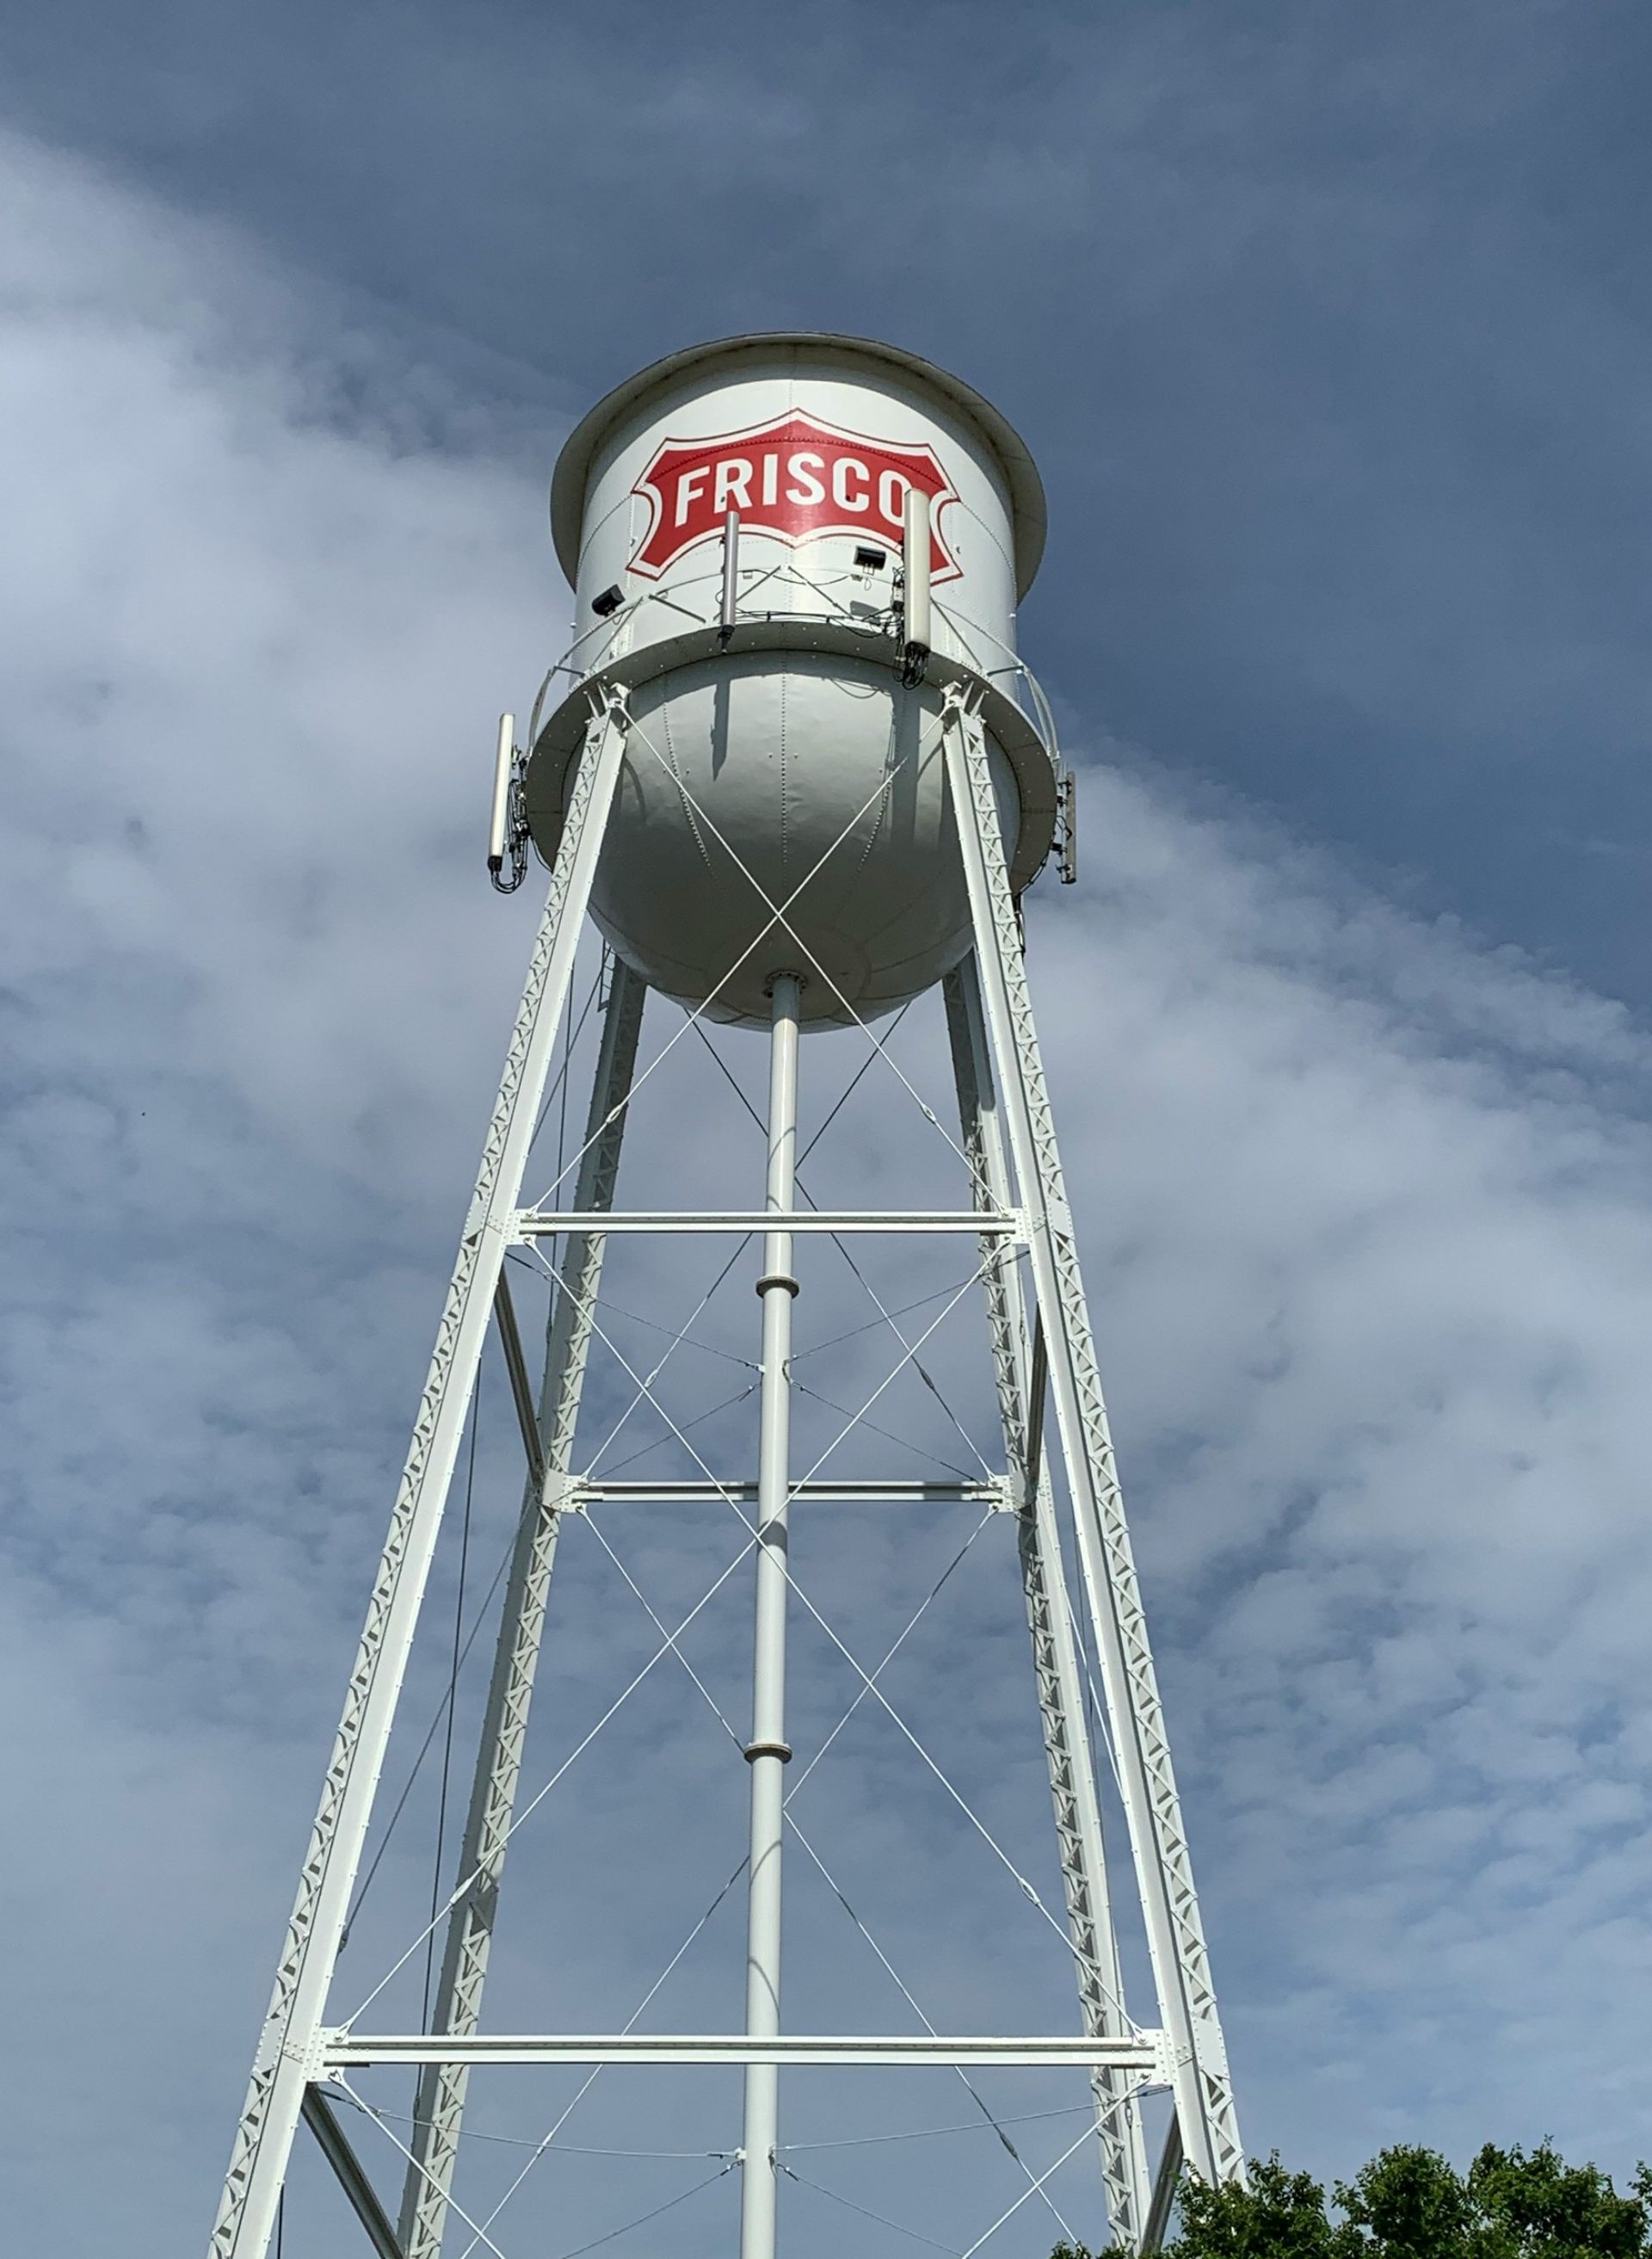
top-left (302, 2088), bottom-right (405, 2259)
top-left (946, 958), bottom-right (1151, 2244)
top-left (1143, 2112), bottom-right (1186, 2253)
top-left (325, 2034), bottom-right (1166, 2071)
top-left (573, 1478), bottom-right (1007, 1506)
top-left (942, 688), bottom-right (1244, 2191)
top-left (398, 958), bottom-right (647, 2259)
top-left (515, 1207), bottom-right (1020, 1236)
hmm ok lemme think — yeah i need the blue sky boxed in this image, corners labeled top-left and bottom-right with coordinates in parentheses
top-left (3, 9), bottom-right (1652, 2255)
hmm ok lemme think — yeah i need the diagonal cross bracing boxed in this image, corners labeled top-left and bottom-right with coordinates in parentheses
top-left (685, 1015), bottom-right (999, 1482)
top-left (527, 701), bottom-right (971, 1215)
top-left (341, 1531), bottom-right (758, 2035)
top-left (569, 1299), bottom-right (1088, 1964)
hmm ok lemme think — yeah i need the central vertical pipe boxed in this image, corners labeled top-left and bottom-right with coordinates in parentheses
top-left (738, 969), bottom-right (802, 2259)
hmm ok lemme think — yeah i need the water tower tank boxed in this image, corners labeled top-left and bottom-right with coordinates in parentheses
top-left (525, 334), bottom-right (1057, 1028)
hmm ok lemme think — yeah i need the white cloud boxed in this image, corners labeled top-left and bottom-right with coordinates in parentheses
top-left (3, 124), bottom-right (1652, 2258)
top-left (1039, 774), bottom-right (1652, 2165)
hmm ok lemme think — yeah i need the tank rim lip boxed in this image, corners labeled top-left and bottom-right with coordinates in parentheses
top-left (550, 331), bottom-right (1046, 600)
top-left (522, 620), bottom-right (1058, 900)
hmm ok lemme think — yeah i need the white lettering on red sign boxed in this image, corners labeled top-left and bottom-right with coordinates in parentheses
top-left (629, 412), bottom-right (959, 580)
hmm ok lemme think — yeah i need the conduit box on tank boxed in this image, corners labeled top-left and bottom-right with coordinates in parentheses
top-left (520, 333), bottom-right (1063, 1028)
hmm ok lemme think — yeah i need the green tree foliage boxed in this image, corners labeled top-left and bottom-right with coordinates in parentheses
top-left (1051, 2142), bottom-right (1652, 2259)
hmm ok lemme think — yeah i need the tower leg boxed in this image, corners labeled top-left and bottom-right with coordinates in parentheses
top-left (941, 693), bottom-right (1243, 2192)
top-left (737, 972), bottom-right (802, 2259)
top-left (398, 959), bottom-right (648, 2257)
top-left (945, 961), bottom-right (1151, 2247)
top-left (207, 695), bottom-right (632, 2259)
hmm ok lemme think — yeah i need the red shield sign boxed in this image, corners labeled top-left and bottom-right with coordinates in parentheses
top-left (629, 412), bottom-right (959, 581)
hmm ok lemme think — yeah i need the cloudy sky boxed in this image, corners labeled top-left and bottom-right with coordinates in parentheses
top-left (3, 6), bottom-right (1652, 2256)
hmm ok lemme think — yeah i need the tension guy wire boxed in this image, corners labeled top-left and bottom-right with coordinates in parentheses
top-left (783, 1813), bottom-right (1082, 2247)
top-left (529, 952), bottom-right (606, 1151)
top-left (541, 2163), bottom-right (737, 2259)
top-left (597, 1378), bottom-right (761, 1478)
top-left (792, 1379), bottom-right (977, 1481)
top-left (777, 1568), bottom-right (1094, 1967)
top-left (330, 2080), bottom-right (511, 2259)
top-left (782, 2102), bottom-right (1092, 2154)
top-left (788, 1258), bottom-right (995, 1491)
top-left (341, 1536), bottom-right (756, 2029)
top-left (344, 1340), bottom-right (551, 1938)
top-left (587, 1292), bottom-right (759, 1370)
top-left (796, 997), bottom-right (914, 1164)
top-left (453, 1858), bottom-right (752, 2254)
top-left (779, 2164), bottom-right (960, 2256)
top-left (685, 1013), bottom-right (989, 1470)
top-left (608, 707), bottom-right (974, 1172)
top-left (783, 1510), bottom-right (994, 1805)
top-left (565, 1234), bottom-right (754, 1474)
top-left (956, 2120), bottom-right (1100, 2259)
top-left (531, 719), bottom-right (953, 1208)
top-left (354, 2101), bottom-right (728, 2157)
top-left (581, 1514), bottom-right (744, 1750)
top-left (823, 1227), bottom-right (996, 1479)
top-left (790, 1273), bottom-right (980, 1365)
top-left (553, 1283), bottom-right (1088, 1988)
top-left (558, 1299), bottom-right (1080, 1962)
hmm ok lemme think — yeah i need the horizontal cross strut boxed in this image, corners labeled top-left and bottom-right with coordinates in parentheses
top-left (568, 1478), bottom-right (1010, 1508)
top-left (515, 1208), bottom-right (1021, 1236)
top-left (323, 2031), bottom-right (1168, 2072)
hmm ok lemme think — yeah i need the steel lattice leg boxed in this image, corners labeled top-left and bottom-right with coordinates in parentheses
top-left (941, 692), bottom-right (1244, 2192)
top-left (207, 695), bottom-right (632, 2259)
top-left (945, 961), bottom-right (1151, 2247)
top-left (398, 958), bottom-right (647, 2257)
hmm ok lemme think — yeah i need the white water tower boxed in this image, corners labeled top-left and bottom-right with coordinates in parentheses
top-left (208, 334), bottom-right (1242, 2259)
